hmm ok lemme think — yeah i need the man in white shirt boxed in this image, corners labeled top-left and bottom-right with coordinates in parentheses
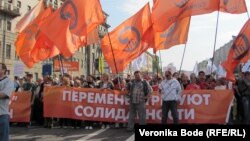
top-left (0, 63), bottom-right (14, 141)
top-left (159, 70), bottom-right (182, 124)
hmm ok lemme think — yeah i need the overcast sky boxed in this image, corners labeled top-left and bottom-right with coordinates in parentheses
top-left (100, 0), bottom-right (250, 71)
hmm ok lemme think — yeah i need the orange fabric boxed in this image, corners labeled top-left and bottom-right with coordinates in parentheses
top-left (30, 32), bottom-right (59, 62)
top-left (15, 7), bottom-right (54, 68)
top-left (222, 19), bottom-right (250, 81)
top-left (54, 60), bottom-right (79, 72)
top-left (101, 3), bottom-right (152, 73)
top-left (153, 17), bottom-right (190, 53)
top-left (40, 0), bottom-right (104, 58)
top-left (9, 92), bottom-right (32, 123)
top-left (15, 0), bottom-right (45, 32)
top-left (152, 0), bottom-right (247, 32)
top-left (220, 0), bottom-right (247, 14)
top-left (86, 28), bottom-right (100, 45)
top-left (43, 86), bottom-right (234, 124)
top-left (152, 0), bottom-right (220, 32)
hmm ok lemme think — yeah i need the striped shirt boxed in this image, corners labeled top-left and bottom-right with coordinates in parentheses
top-left (159, 79), bottom-right (182, 101)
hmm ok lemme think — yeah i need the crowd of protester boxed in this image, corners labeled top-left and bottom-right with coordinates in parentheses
top-left (10, 69), bottom-right (250, 130)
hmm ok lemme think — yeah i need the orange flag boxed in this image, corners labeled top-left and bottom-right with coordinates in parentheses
top-left (222, 19), bottom-right (250, 81)
top-left (15, 0), bottom-right (45, 32)
top-left (15, 7), bottom-right (55, 68)
top-left (85, 28), bottom-right (100, 45)
top-left (40, 0), bottom-right (104, 58)
top-left (152, 0), bottom-right (247, 32)
top-left (153, 17), bottom-right (191, 53)
top-left (220, 0), bottom-right (247, 14)
top-left (152, 0), bottom-right (220, 32)
top-left (101, 3), bottom-right (152, 73)
top-left (30, 32), bottom-right (59, 63)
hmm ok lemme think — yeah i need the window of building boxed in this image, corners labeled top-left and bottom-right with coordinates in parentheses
top-left (8, 0), bottom-right (12, 4)
top-left (27, 5), bottom-right (31, 11)
top-left (81, 59), bottom-right (83, 68)
top-left (6, 44), bottom-right (11, 59)
top-left (15, 52), bottom-right (19, 60)
top-left (17, 1), bottom-right (21, 8)
top-left (92, 53), bottom-right (95, 63)
top-left (0, 19), bottom-right (2, 29)
top-left (6, 70), bottom-right (10, 75)
top-left (35, 73), bottom-right (38, 81)
top-left (7, 21), bottom-right (11, 31)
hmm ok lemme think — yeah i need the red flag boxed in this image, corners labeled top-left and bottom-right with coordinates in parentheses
top-left (15, 7), bottom-right (56, 68)
top-left (222, 19), bottom-right (250, 81)
top-left (15, 0), bottom-right (45, 32)
top-left (30, 32), bottom-right (59, 63)
top-left (83, 27), bottom-right (100, 46)
top-left (220, 0), bottom-right (247, 14)
top-left (153, 17), bottom-right (191, 53)
top-left (152, 0), bottom-right (220, 32)
top-left (101, 3), bottom-right (152, 73)
top-left (40, 0), bottom-right (104, 58)
top-left (152, 0), bottom-right (247, 32)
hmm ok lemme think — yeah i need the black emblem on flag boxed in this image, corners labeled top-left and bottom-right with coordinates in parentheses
top-left (175, 0), bottom-right (189, 8)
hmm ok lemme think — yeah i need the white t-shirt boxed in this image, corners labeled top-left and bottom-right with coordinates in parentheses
top-left (214, 85), bottom-right (227, 90)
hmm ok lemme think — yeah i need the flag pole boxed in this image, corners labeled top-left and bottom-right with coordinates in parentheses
top-left (178, 17), bottom-right (191, 76)
top-left (154, 53), bottom-right (159, 75)
top-left (129, 62), bottom-right (132, 74)
top-left (107, 32), bottom-right (121, 89)
top-left (107, 33), bottom-right (119, 74)
top-left (178, 43), bottom-right (188, 75)
top-left (246, 0), bottom-right (250, 19)
top-left (58, 55), bottom-right (64, 77)
top-left (159, 50), bottom-right (163, 75)
top-left (211, 3), bottom-right (221, 74)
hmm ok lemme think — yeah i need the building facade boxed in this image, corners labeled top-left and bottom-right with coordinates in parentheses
top-left (213, 37), bottom-right (235, 66)
top-left (0, 0), bottom-right (41, 79)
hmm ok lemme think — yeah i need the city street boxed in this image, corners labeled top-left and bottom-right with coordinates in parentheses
top-left (10, 127), bottom-right (134, 141)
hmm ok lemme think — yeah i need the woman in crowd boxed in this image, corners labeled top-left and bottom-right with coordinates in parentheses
top-left (83, 75), bottom-right (96, 130)
top-left (186, 75), bottom-right (200, 90)
top-left (98, 73), bottom-right (114, 128)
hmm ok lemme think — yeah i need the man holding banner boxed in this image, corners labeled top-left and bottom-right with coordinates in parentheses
top-left (127, 71), bottom-right (152, 132)
top-left (159, 70), bottom-right (182, 124)
top-left (0, 63), bottom-right (14, 141)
